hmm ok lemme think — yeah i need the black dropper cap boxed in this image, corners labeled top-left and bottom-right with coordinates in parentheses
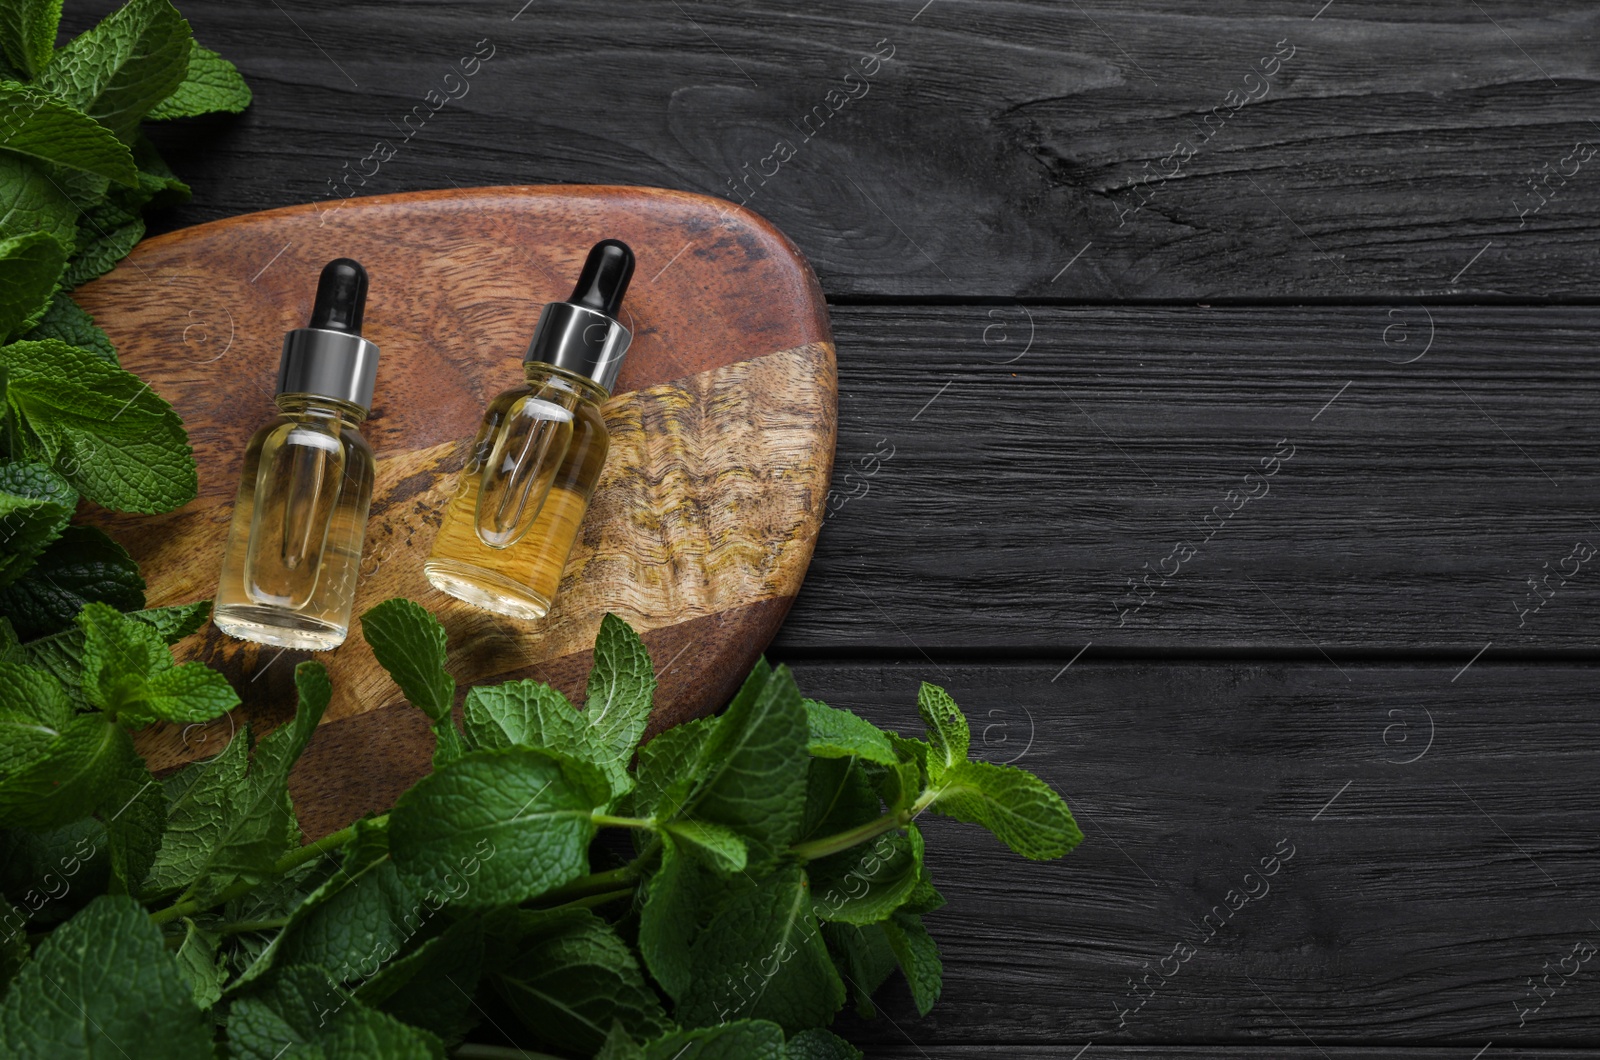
top-left (278, 258), bottom-right (380, 410)
top-left (308, 258), bottom-right (369, 334)
top-left (566, 240), bottom-right (634, 317)
top-left (523, 240), bottom-right (636, 393)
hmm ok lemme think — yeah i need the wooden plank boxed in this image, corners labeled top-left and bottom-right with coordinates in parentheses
top-left (100, 0), bottom-right (1600, 299)
top-left (775, 305), bottom-right (1600, 653)
top-left (779, 661), bottom-right (1600, 1046)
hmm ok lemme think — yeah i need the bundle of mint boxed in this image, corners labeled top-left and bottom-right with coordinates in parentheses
top-left (1, 599), bottom-right (1080, 1058)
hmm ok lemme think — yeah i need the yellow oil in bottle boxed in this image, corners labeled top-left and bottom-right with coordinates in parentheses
top-left (424, 365), bottom-right (610, 619)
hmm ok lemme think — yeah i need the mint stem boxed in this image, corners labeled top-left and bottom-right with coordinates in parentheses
top-left (215, 916), bottom-right (291, 936)
top-left (274, 817), bottom-right (375, 874)
top-left (790, 809), bottom-right (908, 861)
top-left (150, 877), bottom-right (258, 926)
top-left (531, 861), bottom-right (643, 906)
top-left (149, 817), bottom-right (375, 927)
top-left (591, 813), bottom-right (653, 830)
top-left (790, 786), bottom-right (941, 861)
top-left (546, 887), bottom-right (635, 912)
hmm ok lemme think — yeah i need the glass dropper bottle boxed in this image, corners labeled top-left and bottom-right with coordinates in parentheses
top-left (424, 240), bottom-right (635, 620)
top-left (212, 258), bottom-right (380, 650)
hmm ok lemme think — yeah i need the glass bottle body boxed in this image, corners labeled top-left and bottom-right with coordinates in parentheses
top-left (425, 364), bottom-right (610, 620)
top-left (213, 394), bottom-right (376, 650)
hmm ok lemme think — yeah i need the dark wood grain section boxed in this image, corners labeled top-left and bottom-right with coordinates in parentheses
top-left (777, 305), bottom-right (1600, 653)
top-left (74, 185), bottom-right (830, 497)
top-left (784, 660), bottom-right (1600, 1047)
top-left (91, 0), bottom-right (1600, 299)
top-left (71, 187), bottom-right (836, 795)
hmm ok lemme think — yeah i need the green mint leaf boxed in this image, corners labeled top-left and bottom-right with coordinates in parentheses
top-left (228, 816), bottom-right (402, 991)
top-left (0, 525), bottom-right (145, 638)
top-left (0, 0), bottom-right (61, 77)
top-left (217, 848), bottom-right (314, 924)
top-left (361, 597), bottom-right (454, 722)
top-left (173, 917), bottom-right (224, 1009)
top-left (462, 678), bottom-right (574, 750)
top-left (35, 0), bottom-right (191, 143)
top-left (0, 815), bottom-right (106, 906)
top-left (799, 757), bottom-right (883, 843)
top-left (62, 198), bottom-right (141, 287)
top-left (125, 134), bottom-right (189, 207)
top-left (40, 159), bottom-right (108, 213)
top-left (0, 460), bottom-right (74, 589)
top-left (638, 1021), bottom-right (786, 1060)
top-left (389, 747), bottom-right (602, 906)
top-left (0, 895), bottom-right (212, 1059)
top-left (0, 658), bottom-right (69, 771)
top-left (636, 835), bottom-right (699, 1001)
top-left (881, 735), bottom-right (929, 814)
top-left (679, 865), bottom-right (845, 1034)
top-left (463, 679), bottom-right (629, 800)
top-left (0, 457), bottom-right (76, 502)
top-left (584, 612), bottom-right (656, 760)
top-left (490, 907), bottom-right (670, 1055)
top-left (128, 598), bottom-right (210, 641)
top-left (786, 1028), bottom-right (865, 1060)
top-left (0, 81), bottom-right (139, 185)
top-left (0, 155), bottom-right (77, 247)
top-left (0, 231), bottom-right (65, 342)
top-left (917, 681), bottom-right (969, 777)
top-left (0, 712), bottom-right (131, 829)
top-left (21, 290), bottom-right (116, 362)
top-left (228, 964), bottom-right (445, 1060)
top-left (13, 599), bottom-right (211, 699)
top-left (360, 599), bottom-right (469, 766)
top-left (900, 867), bottom-right (946, 916)
top-left (671, 661), bottom-right (809, 870)
top-left (628, 714), bottom-right (715, 820)
top-left (0, 339), bottom-right (196, 512)
top-left (353, 915), bottom-right (484, 1046)
top-left (147, 39), bottom-right (251, 119)
top-left (882, 910), bottom-right (942, 1016)
top-left (803, 697), bottom-right (897, 765)
top-left (431, 717), bottom-right (466, 767)
top-left (78, 599), bottom-right (237, 727)
top-left (595, 1023), bottom-right (646, 1060)
top-left (141, 720), bottom-right (247, 894)
top-left (809, 825), bottom-right (924, 925)
top-left (0, 897), bottom-right (26, 994)
top-left (822, 921), bottom-right (897, 1019)
top-left (663, 817), bottom-right (747, 875)
top-left (929, 758), bottom-right (1082, 860)
top-left (99, 755), bottom-right (164, 895)
top-left (144, 662), bottom-right (328, 902)
top-left (141, 656), bottom-right (239, 721)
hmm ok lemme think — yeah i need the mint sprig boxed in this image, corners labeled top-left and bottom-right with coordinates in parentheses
top-left (0, 600), bottom-right (1082, 1056)
top-left (0, 0), bottom-right (251, 645)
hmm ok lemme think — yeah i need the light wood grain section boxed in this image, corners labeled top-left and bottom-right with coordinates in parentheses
top-left (126, 342), bottom-right (833, 772)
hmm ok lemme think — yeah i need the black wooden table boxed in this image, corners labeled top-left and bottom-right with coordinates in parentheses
top-left (109, 1), bottom-right (1600, 1055)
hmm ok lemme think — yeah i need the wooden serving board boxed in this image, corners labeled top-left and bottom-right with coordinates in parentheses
top-left (74, 186), bottom-right (836, 838)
